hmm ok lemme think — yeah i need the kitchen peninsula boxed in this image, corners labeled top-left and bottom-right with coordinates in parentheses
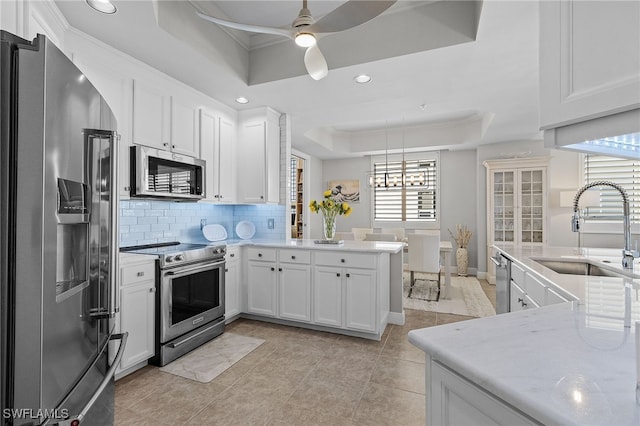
top-left (226, 239), bottom-right (405, 340)
top-left (409, 245), bottom-right (640, 425)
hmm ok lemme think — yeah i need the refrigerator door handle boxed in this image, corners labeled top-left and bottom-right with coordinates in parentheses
top-left (54, 332), bottom-right (128, 426)
top-left (87, 130), bottom-right (120, 319)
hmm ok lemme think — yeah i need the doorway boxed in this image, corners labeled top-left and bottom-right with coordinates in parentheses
top-left (291, 155), bottom-right (305, 239)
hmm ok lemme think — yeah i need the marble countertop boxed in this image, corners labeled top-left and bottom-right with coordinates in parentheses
top-left (408, 245), bottom-right (640, 425)
top-left (222, 238), bottom-right (405, 254)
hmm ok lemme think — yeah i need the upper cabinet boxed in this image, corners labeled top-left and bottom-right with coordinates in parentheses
top-left (200, 109), bottom-right (237, 203)
top-left (132, 80), bottom-right (199, 158)
top-left (237, 107), bottom-right (281, 204)
top-left (539, 0), bottom-right (640, 129)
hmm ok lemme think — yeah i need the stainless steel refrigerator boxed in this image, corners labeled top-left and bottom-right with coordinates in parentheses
top-left (0, 32), bottom-right (127, 425)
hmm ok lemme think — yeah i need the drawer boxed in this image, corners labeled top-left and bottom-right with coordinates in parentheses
top-left (247, 247), bottom-right (277, 262)
top-left (314, 251), bottom-right (377, 269)
top-left (226, 246), bottom-right (240, 261)
top-left (121, 262), bottom-right (155, 286)
top-left (511, 262), bottom-right (526, 286)
top-left (279, 249), bottom-right (311, 264)
top-left (524, 273), bottom-right (547, 306)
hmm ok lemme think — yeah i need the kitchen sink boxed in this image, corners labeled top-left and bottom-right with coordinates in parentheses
top-left (532, 259), bottom-right (627, 278)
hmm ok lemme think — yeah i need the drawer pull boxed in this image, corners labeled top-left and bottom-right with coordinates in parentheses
top-left (136, 272), bottom-right (144, 277)
top-left (225, 268), bottom-right (229, 272)
top-left (340, 258), bottom-right (345, 263)
top-left (279, 268), bottom-right (282, 272)
top-left (346, 273), bottom-right (350, 278)
top-left (336, 273), bottom-right (340, 277)
top-left (270, 267), bottom-right (275, 271)
top-left (258, 253), bottom-right (263, 257)
top-left (230, 253), bottom-right (235, 257)
top-left (291, 255), bottom-right (296, 260)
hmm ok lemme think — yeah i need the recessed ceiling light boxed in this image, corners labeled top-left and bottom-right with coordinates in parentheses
top-left (86, 0), bottom-right (117, 14)
top-left (354, 74), bottom-right (372, 84)
top-left (235, 97), bottom-right (249, 104)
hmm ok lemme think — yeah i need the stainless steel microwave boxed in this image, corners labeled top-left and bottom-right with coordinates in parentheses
top-left (130, 145), bottom-right (205, 200)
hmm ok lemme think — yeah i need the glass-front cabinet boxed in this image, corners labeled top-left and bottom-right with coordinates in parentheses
top-left (484, 157), bottom-right (549, 283)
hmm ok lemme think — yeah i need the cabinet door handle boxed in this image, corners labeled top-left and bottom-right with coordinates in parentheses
top-left (340, 258), bottom-right (345, 263)
top-left (346, 273), bottom-right (350, 278)
top-left (260, 195), bottom-right (264, 199)
top-left (225, 268), bottom-right (229, 272)
top-left (279, 268), bottom-right (283, 272)
top-left (149, 288), bottom-right (155, 293)
top-left (291, 255), bottom-right (296, 260)
top-left (258, 253), bottom-right (262, 257)
top-left (136, 272), bottom-right (144, 277)
top-left (517, 298), bottom-right (524, 303)
top-left (270, 267), bottom-right (275, 271)
top-left (522, 302), bottom-right (528, 307)
top-left (230, 253), bottom-right (235, 257)
top-left (336, 273), bottom-right (341, 277)
top-left (163, 143), bottom-right (169, 147)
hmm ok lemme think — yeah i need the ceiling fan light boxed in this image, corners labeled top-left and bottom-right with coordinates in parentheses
top-left (85, 0), bottom-right (117, 14)
top-left (295, 32), bottom-right (316, 47)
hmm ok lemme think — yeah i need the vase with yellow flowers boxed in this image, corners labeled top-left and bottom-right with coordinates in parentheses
top-left (309, 190), bottom-right (353, 240)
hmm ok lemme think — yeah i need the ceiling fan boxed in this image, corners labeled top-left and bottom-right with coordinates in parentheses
top-left (196, 0), bottom-right (397, 80)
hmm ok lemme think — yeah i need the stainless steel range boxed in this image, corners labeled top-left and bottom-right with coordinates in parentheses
top-left (122, 242), bottom-right (226, 366)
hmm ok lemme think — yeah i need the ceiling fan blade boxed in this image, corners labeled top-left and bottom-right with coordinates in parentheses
top-left (309, 0), bottom-right (397, 34)
top-left (304, 44), bottom-right (328, 81)
top-left (196, 11), bottom-right (293, 38)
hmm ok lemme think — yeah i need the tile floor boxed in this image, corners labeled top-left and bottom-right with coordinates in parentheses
top-left (115, 280), bottom-right (496, 426)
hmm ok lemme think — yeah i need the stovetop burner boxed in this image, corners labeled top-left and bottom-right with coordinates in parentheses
top-left (121, 241), bottom-right (226, 268)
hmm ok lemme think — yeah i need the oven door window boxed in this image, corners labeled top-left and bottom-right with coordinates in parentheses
top-left (171, 268), bottom-right (221, 325)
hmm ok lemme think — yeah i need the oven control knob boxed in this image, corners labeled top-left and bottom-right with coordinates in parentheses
top-left (165, 256), bottom-right (174, 263)
top-left (175, 254), bottom-right (185, 262)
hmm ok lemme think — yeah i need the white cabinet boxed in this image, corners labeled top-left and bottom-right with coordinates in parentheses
top-left (170, 93), bottom-right (199, 157)
top-left (539, 1), bottom-right (640, 130)
top-left (200, 109), bottom-right (237, 203)
top-left (247, 249), bottom-right (278, 317)
top-left (429, 360), bottom-right (539, 426)
top-left (508, 260), bottom-right (572, 312)
top-left (313, 252), bottom-right (378, 333)
top-left (484, 157), bottom-right (549, 283)
top-left (114, 254), bottom-right (156, 379)
top-left (225, 246), bottom-right (241, 321)
top-left (237, 107), bottom-right (281, 204)
top-left (246, 247), bottom-right (311, 321)
top-left (132, 80), bottom-right (199, 158)
top-left (132, 80), bottom-right (170, 150)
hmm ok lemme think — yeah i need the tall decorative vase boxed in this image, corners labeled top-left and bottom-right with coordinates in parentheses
top-left (322, 213), bottom-right (337, 240)
top-left (456, 247), bottom-right (468, 276)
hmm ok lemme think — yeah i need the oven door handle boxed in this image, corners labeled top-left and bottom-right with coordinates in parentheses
top-left (165, 261), bottom-right (225, 277)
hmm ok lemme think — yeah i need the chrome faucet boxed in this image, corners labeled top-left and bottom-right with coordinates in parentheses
top-left (572, 180), bottom-right (639, 269)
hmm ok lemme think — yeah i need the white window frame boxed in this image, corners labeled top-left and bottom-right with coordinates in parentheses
top-left (579, 153), bottom-right (640, 234)
top-left (370, 151), bottom-right (440, 229)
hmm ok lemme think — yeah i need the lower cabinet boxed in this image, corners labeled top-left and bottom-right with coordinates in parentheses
top-left (313, 266), bottom-right (377, 332)
top-left (114, 254), bottom-right (156, 379)
top-left (245, 247), bottom-right (387, 338)
top-left (429, 360), bottom-right (539, 425)
top-left (225, 246), bottom-right (241, 320)
top-left (508, 260), bottom-right (572, 312)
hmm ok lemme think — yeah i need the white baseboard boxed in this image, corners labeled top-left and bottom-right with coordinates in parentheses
top-left (476, 271), bottom-right (487, 280)
top-left (388, 311), bottom-right (405, 325)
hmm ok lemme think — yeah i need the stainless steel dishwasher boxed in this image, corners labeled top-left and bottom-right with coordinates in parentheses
top-left (491, 254), bottom-right (511, 314)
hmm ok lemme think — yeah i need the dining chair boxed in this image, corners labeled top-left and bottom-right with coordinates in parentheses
top-left (381, 228), bottom-right (406, 243)
top-left (334, 231), bottom-right (355, 240)
top-left (364, 233), bottom-right (397, 242)
top-left (407, 233), bottom-right (441, 301)
top-left (352, 227), bottom-right (373, 241)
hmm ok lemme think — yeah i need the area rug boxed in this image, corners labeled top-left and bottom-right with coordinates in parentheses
top-left (159, 333), bottom-right (265, 383)
top-left (403, 272), bottom-right (496, 318)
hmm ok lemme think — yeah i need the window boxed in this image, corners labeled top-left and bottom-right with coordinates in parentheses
top-left (372, 154), bottom-right (438, 224)
top-left (583, 154), bottom-right (640, 223)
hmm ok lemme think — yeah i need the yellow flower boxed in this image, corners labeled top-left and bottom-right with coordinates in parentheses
top-left (344, 206), bottom-right (352, 217)
top-left (323, 189), bottom-right (332, 198)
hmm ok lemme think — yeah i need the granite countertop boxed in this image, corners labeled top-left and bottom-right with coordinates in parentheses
top-left (222, 238), bottom-right (405, 254)
top-left (408, 245), bottom-right (640, 425)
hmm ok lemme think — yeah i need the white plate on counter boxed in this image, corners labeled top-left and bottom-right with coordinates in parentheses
top-left (202, 224), bottom-right (227, 241)
top-left (235, 221), bottom-right (256, 240)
